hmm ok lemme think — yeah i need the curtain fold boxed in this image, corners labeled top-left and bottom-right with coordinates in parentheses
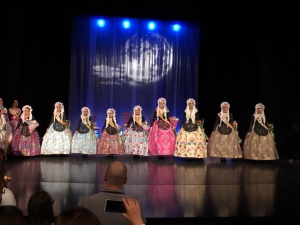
top-left (68, 16), bottom-right (200, 132)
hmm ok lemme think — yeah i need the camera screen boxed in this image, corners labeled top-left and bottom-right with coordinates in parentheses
top-left (104, 200), bottom-right (126, 213)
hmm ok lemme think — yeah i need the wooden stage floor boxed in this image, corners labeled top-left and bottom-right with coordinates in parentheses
top-left (1, 155), bottom-right (300, 224)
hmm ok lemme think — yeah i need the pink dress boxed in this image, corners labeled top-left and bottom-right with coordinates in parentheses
top-left (148, 110), bottom-right (176, 156)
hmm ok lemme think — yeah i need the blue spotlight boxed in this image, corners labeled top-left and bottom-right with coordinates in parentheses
top-left (122, 20), bottom-right (131, 29)
top-left (97, 19), bottom-right (105, 27)
top-left (172, 24), bottom-right (181, 31)
top-left (147, 21), bottom-right (156, 30)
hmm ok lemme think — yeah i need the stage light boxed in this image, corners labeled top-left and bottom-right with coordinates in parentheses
top-left (172, 24), bottom-right (181, 31)
top-left (122, 20), bottom-right (131, 29)
top-left (97, 19), bottom-right (106, 27)
top-left (147, 21), bottom-right (156, 30)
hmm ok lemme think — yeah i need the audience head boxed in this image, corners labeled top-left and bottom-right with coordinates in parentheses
top-left (104, 161), bottom-right (128, 189)
top-left (28, 191), bottom-right (54, 225)
top-left (0, 205), bottom-right (27, 225)
top-left (54, 207), bottom-right (101, 225)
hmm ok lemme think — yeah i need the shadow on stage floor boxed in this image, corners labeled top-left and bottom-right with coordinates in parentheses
top-left (1, 155), bottom-right (300, 224)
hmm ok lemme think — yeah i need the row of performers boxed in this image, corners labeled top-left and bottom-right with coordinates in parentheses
top-left (0, 98), bottom-right (278, 160)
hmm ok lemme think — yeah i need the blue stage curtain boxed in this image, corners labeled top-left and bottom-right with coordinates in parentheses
top-left (68, 16), bottom-right (200, 132)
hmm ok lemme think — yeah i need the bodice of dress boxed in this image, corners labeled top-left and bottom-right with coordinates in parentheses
top-left (127, 115), bottom-right (146, 132)
top-left (77, 116), bottom-right (92, 134)
top-left (182, 119), bottom-right (198, 132)
top-left (151, 109), bottom-right (170, 129)
top-left (8, 108), bottom-right (21, 121)
top-left (103, 119), bottom-right (118, 135)
top-left (213, 113), bottom-right (233, 135)
top-left (52, 113), bottom-right (66, 132)
top-left (16, 116), bottom-right (36, 137)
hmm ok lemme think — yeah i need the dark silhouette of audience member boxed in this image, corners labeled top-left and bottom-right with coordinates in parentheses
top-left (79, 161), bottom-right (146, 225)
top-left (0, 205), bottom-right (28, 225)
top-left (27, 191), bottom-right (55, 225)
top-left (54, 207), bottom-right (101, 225)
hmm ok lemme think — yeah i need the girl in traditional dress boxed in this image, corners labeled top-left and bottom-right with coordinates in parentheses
top-left (207, 102), bottom-right (242, 158)
top-left (71, 107), bottom-right (97, 156)
top-left (148, 97), bottom-right (176, 157)
top-left (97, 108), bottom-right (124, 156)
top-left (41, 102), bottom-right (71, 155)
top-left (122, 105), bottom-right (149, 157)
top-left (0, 106), bottom-right (7, 160)
top-left (11, 105), bottom-right (40, 156)
top-left (0, 106), bottom-right (12, 160)
top-left (8, 100), bottom-right (21, 134)
top-left (174, 98), bottom-right (207, 158)
top-left (243, 103), bottom-right (278, 160)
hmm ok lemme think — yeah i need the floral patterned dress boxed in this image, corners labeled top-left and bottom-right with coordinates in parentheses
top-left (71, 116), bottom-right (97, 154)
top-left (207, 113), bottom-right (242, 158)
top-left (122, 115), bottom-right (149, 156)
top-left (174, 112), bottom-right (207, 158)
top-left (11, 116), bottom-right (41, 156)
top-left (243, 115), bottom-right (278, 160)
top-left (97, 118), bottom-right (124, 155)
top-left (41, 112), bottom-right (72, 154)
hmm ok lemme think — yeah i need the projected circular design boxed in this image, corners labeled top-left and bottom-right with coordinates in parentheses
top-left (93, 32), bottom-right (173, 85)
top-left (123, 32), bottom-right (173, 83)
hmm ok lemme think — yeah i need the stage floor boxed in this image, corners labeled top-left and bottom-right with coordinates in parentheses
top-left (2, 155), bottom-right (300, 224)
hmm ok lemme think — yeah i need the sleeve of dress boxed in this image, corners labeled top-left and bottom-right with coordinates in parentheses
top-left (212, 115), bottom-right (220, 131)
top-left (180, 112), bottom-right (186, 128)
top-left (229, 113), bottom-right (233, 123)
top-left (248, 115), bottom-right (255, 132)
top-left (150, 110), bottom-right (157, 127)
top-left (48, 115), bottom-right (54, 128)
top-left (101, 120), bottom-right (106, 133)
top-left (76, 118), bottom-right (81, 131)
top-left (195, 112), bottom-right (200, 121)
top-left (141, 115), bottom-right (146, 123)
top-left (166, 111), bottom-right (171, 121)
top-left (15, 118), bottom-right (22, 130)
top-left (126, 116), bottom-right (133, 127)
top-left (63, 112), bottom-right (67, 122)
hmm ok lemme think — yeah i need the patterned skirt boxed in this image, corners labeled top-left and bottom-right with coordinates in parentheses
top-left (174, 127), bottom-right (207, 158)
top-left (207, 128), bottom-right (242, 158)
top-left (243, 130), bottom-right (278, 160)
top-left (97, 132), bottom-right (124, 155)
top-left (148, 120), bottom-right (176, 156)
top-left (11, 128), bottom-right (41, 156)
top-left (122, 129), bottom-right (149, 156)
top-left (0, 130), bottom-right (6, 149)
top-left (41, 124), bottom-right (72, 154)
top-left (71, 132), bottom-right (97, 154)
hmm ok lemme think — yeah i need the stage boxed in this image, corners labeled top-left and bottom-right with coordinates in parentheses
top-left (2, 155), bottom-right (300, 224)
